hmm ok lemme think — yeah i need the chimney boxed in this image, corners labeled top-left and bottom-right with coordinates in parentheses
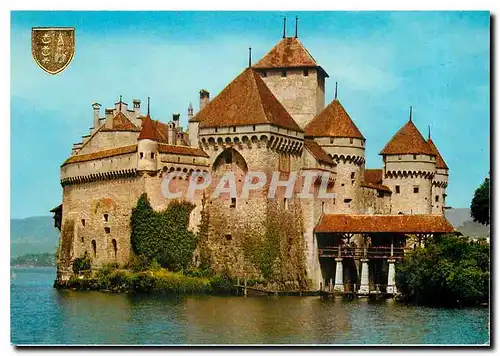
top-left (133, 99), bottom-right (141, 117)
top-left (187, 102), bottom-right (193, 121)
top-left (199, 89), bottom-right (210, 111)
top-left (168, 122), bottom-right (177, 145)
top-left (172, 113), bottom-right (180, 129)
top-left (92, 102), bottom-right (101, 129)
top-left (105, 108), bottom-right (114, 129)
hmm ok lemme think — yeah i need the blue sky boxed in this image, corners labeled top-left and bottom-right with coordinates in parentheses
top-left (11, 11), bottom-right (490, 218)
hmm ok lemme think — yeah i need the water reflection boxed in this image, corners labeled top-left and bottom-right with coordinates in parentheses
top-left (11, 268), bottom-right (490, 345)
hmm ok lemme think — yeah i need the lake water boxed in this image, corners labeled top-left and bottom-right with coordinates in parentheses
top-left (10, 267), bottom-right (490, 345)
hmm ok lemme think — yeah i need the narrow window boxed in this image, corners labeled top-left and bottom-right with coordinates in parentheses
top-left (398, 155), bottom-right (402, 160)
top-left (215, 128), bottom-right (218, 133)
top-left (103, 214), bottom-right (109, 222)
top-left (253, 125), bottom-right (256, 131)
top-left (284, 198), bottom-right (289, 210)
top-left (303, 69), bottom-right (309, 76)
top-left (321, 201), bottom-right (325, 213)
top-left (193, 158), bottom-right (195, 163)
top-left (140, 152), bottom-right (144, 159)
top-left (282, 71), bottom-right (287, 77)
top-left (413, 186), bottom-right (419, 194)
top-left (233, 127), bottom-right (236, 132)
top-left (151, 152), bottom-right (155, 159)
top-left (105, 227), bottom-right (111, 234)
top-left (230, 197), bottom-right (236, 208)
top-left (413, 154), bottom-right (417, 160)
top-left (91, 240), bottom-right (97, 257)
top-left (435, 195), bottom-right (439, 202)
top-left (395, 186), bottom-right (400, 194)
top-left (351, 172), bottom-right (355, 179)
top-left (330, 138), bottom-right (334, 144)
top-left (81, 219), bottom-right (86, 227)
top-left (81, 236), bottom-right (84, 243)
top-left (261, 72), bottom-right (267, 78)
top-left (350, 138), bottom-right (354, 144)
top-left (178, 157), bottom-right (180, 163)
top-left (112, 239), bottom-right (117, 258)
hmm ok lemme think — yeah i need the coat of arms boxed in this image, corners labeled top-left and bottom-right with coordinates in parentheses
top-left (31, 27), bottom-right (75, 75)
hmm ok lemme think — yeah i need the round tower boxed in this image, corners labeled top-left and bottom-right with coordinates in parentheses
top-left (427, 133), bottom-right (449, 215)
top-left (137, 113), bottom-right (159, 173)
top-left (380, 110), bottom-right (436, 215)
top-left (304, 95), bottom-right (365, 213)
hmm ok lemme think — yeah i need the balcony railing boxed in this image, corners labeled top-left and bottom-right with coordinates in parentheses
top-left (318, 245), bottom-right (405, 259)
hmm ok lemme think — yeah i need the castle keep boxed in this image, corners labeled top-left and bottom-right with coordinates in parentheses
top-left (53, 30), bottom-right (454, 293)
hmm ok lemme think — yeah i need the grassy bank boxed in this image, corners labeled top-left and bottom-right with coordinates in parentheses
top-left (54, 267), bottom-right (235, 295)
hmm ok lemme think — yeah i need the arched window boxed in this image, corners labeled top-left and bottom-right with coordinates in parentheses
top-left (91, 240), bottom-right (97, 257)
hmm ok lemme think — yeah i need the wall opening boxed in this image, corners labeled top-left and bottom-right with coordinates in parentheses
top-left (91, 240), bottom-right (97, 257)
top-left (112, 239), bottom-right (117, 258)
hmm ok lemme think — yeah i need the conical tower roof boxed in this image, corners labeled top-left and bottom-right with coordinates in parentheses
top-left (380, 120), bottom-right (435, 156)
top-left (427, 138), bottom-right (449, 170)
top-left (192, 68), bottom-right (302, 132)
top-left (304, 99), bottom-right (364, 139)
top-left (253, 37), bottom-right (329, 77)
top-left (138, 115), bottom-right (159, 141)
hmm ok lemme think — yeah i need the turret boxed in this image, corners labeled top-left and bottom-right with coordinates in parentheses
top-left (427, 128), bottom-right (449, 215)
top-left (304, 88), bottom-right (365, 213)
top-left (137, 98), bottom-right (158, 173)
top-left (380, 108), bottom-right (436, 215)
top-left (188, 102), bottom-right (199, 147)
top-left (252, 19), bottom-right (328, 129)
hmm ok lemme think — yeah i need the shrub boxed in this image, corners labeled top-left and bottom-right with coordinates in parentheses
top-left (72, 252), bottom-right (91, 274)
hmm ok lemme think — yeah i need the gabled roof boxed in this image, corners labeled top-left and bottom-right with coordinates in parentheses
top-left (315, 214), bottom-right (455, 234)
top-left (427, 138), bottom-right (449, 170)
top-left (101, 112), bottom-right (140, 132)
top-left (154, 121), bottom-right (169, 144)
top-left (192, 68), bottom-right (302, 132)
top-left (254, 37), bottom-right (316, 68)
top-left (361, 169), bottom-right (391, 193)
top-left (304, 99), bottom-right (364, 139)
top-left (304, 139), bottom-right (335, 165)
top-left (138, 115), bottom-right (159, 141)
top-left (380, 120), bottom-right (435, 156)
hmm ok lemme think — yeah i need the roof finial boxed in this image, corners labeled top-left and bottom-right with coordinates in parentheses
top-left (334, 82), bottom-right (338, 100)
top-left (119, 95), bottom-right (122, 111)
top-left (147, 97), bottom-right (150, 116)
top-left (428, 124), bottom-right (431, 140)
top-left (283, 16), bottom-right (286, 38)
top-left (248, 46), bottom-right (252, 68)
top-left (409, 105), bottom-right (413, 122)
top-left (295, 16), bottom-right (298, 38)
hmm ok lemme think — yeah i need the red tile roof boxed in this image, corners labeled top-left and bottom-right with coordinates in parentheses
top-left (304, 139), bottom-right (335, 165)
top-left (427, 138), bottom-right (449, 170)
top-left (304, 99), bottom-right (364, 139)
top-left (254, 37), bottom-right (318, 69)
top-left (315, 214), bottom-right (455, 234)
top-left (157, 143), bottom-right (208, 158)
top-left (62, 145), bottom-right (137, 166)
top-left (138, 115), bottom-right (160, 141)
top-left (361, 169), bottom-right (391, 193)
top-left (192, 68), bottom-right (302, 132)
top-left (154, 121), bottom-right (170, 144)
top-left (380, 120), bottom-right (435, 156)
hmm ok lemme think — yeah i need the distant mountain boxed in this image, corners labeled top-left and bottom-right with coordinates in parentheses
top-left (445, 208), bottom-right (490, 238)
top-left (11, 252), bottom-right (56, 267)
top-left (10, 216), bottom-right (59, 258)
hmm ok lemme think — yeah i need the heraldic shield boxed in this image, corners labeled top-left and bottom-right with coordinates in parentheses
top-left (32, 27), bottom-right (75, 75)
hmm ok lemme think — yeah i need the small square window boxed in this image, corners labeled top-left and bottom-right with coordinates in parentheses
top-left (230, 198), bottom-right (236, 208)
top-left (81, 219), bottom-right (86, 227)
top-left (395, 186), bottom-right (400, 194)
top-left (104, 227), bottom-right (111, 234)
top-left (413, 187), bottom-right (419, 194)
top-left (225, 234), bottom-right (232, 241)
top-left (281, 71), bottom-right (287, 77)
top-left (303, 69), bottom-right (309, 76)
top-left (151, 152), bottom-right (155, 159)
top-left (140, 152), bottom-right (144, 159)
top-left (104, 214), bottom-right (109, 222)
top-left (262, 72), bottom-right (267, 78)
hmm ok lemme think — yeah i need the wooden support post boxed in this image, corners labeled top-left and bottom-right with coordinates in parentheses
top-left (244, 278), bottom-right (247, 297)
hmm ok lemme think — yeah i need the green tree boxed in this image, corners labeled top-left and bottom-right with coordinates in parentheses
top-left (396, 234), bottom-right (489, 306)
top-left (471, 177), bottom-right (490, 225)
top-left (130, 193), bottom-right (197, 272)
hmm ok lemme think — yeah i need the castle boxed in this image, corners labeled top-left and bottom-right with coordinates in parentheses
top-left (53, 27), bottom-right (455, 293)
